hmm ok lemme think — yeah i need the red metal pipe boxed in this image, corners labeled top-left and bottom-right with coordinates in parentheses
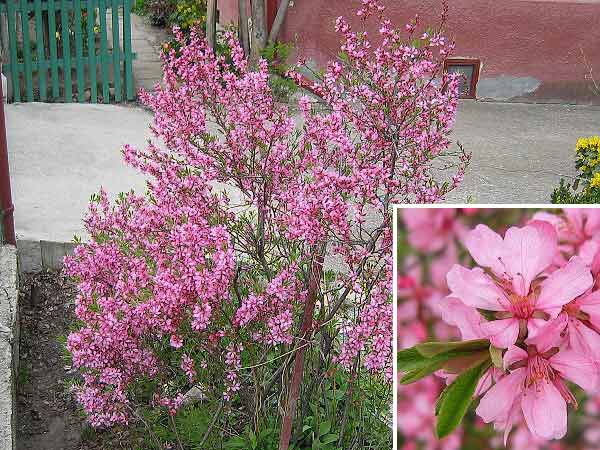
top-left (0, 80), bottom-right (15, 245)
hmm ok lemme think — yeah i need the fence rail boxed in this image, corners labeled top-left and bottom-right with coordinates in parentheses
top-left (0, 0), bottom-right (135, 103)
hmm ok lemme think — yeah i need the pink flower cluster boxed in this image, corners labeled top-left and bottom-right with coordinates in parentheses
top-left (67, 0), bottom-right (465, 429)
top-left (398, 208), bottom-right (600, 449)
top-left (448, 210), bottom-right (600, 442)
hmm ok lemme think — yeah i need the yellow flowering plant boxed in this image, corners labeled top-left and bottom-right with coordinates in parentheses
top-left (575, 136), bottom-right (600, 182)
top-left (170, 0), bottom-right (207, 32)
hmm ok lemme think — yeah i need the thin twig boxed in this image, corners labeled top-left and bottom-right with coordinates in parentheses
top-left (198, 400), bottom-right (225, 448)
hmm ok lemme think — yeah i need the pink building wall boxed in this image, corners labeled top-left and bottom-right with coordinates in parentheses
top-left (220, 0), bottom-right (600, 103)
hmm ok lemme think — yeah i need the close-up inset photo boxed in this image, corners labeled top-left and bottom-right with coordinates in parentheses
top-left (395, 207), bottom-right (600, 450)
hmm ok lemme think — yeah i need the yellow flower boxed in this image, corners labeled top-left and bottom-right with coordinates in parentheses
top-left (576, 136), bottom-right (600, 153)
top-left (591, 172), bottom-right (600, 188)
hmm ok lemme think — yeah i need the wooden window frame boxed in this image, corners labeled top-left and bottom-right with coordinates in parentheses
top-left (443, 58), bottom-right (481, 99)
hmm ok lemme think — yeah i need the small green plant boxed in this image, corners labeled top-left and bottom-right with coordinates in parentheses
top-left (224, 424), bottom-right (280, 450)
top-left (261, 41), bottom-right (298, 101)
top-left (169, 0), bottom-right (206, 32)
top-left (551, 178), bottom-right (600, 204)
top-left (17, 364), bottom-right (30, 387)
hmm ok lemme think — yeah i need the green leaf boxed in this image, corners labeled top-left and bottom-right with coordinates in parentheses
top-left (415, 339), bottom-right (490, 358)
top-left (489, 345), bottom-right (504, 368)
top-left (320, 434), bottom-right (339, 444)
top-left (397, 347), bottom-right (431, 372)
top-left (435, 360), bottom-right (491, 438)
top-left (442, 350), bottom-right (490, 374)
top-left (319, 421), bottom-right (331, 436)
top-left (399, 344), bottom-right (489, 384)
top-left (400, 358), bottom-right (447, 384)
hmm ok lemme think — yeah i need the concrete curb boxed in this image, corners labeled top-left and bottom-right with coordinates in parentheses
top-left (17, 240), bottom-right (76, 273)
top-left (0, 245), bottom-right (18, 450)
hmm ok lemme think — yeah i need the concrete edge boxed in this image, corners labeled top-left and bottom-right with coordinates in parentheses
top-left (17, 240), bottom-right (77, 273)
top-left (0, 245), bottom-right (18, 450)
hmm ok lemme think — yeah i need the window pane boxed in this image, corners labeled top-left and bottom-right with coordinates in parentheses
top-left (447, 64), bottom-right (475, 96)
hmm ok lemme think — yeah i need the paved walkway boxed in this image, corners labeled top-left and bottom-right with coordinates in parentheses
top-left (107, 10), bottom-right (169, 93)
top-left (5, 101), bottom-right (600, 246)
top-left (129, 13), bottom-right (170, 92)
top-left (447, 101), bottom-right (599, 204)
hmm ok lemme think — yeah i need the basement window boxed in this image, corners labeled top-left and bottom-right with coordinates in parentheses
top-left (444, 59), bottom-right (481, 99)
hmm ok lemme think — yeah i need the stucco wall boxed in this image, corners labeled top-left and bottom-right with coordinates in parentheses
top-left (220, 0), bottom-right (600, 103)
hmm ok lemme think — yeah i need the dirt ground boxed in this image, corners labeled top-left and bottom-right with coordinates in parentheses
top-left (16, 270), bottom-right (132, 450)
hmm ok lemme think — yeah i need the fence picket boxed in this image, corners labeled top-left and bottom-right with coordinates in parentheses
top-left (34, 0), bottom-right (47, 101)
top-left (110, 0), bottom-right (121, 102)
top-left (123, 0), bottom-right (133, 101)
top-left (86, 0), bottom-right (97, 102)
top-left (60, 0), bottom-right (72, 101)
top-left (74, 0), bottom-right (84, 101)
top-left (48, 0), bottom-right (59, 99)
top-left (20, 0), bottom-right (33, 102)
top-left (6, 1), bottom-right (20, 102)
top-left (98, 0), bottom-right (109, 103)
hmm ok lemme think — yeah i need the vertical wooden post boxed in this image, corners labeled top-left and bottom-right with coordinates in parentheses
top-left (86, 0), bottom-right (98, 102)
top-left (110, 0), bottom-right (121, 102)
top-left (250, 0), bottom-right (266, 61)
top-left (206, 0), bottom-right (217, 51)
top-left (268, 0), bottom-right (290, 44)
top-left (123, 0), bottom-right (134, 100)
top-left (20, 0), bottom-right (33, 101)
top-left (74, 0), bottom-right (85, 101)
top-left (98, 0), bottom-right (110, 103)
top-left (48, 0), bottom-right (59, 99)
top-left (238, 0), bottom-right (249, 56)
top-left (60, 0), bottom-right (72, 101)
top-left (1, 10), bottom-right (11, 101)
top-left (6, 1), bottom-right (20, 102)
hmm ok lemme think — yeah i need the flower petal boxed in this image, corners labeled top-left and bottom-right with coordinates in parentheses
top-left (446, 265), bottom-right (507, 311)
top-left (525, 313), bottom-right (568, 354)
top-left (464, 224), bottom-right (505, 275)
top-left (437, 296), bottom-right (484, 340)
top-left (521, 381), bottom-right (567, 440)
top-left (550, 349), bottom-right (599, 392)
top-left (568, 317), bottom-right (600, 360)
top-left (503, 345), bottom-right (528, 370)
top-left (481, 318), bottom-right (520, 349)
top-left (537, 256), bottom-right (593, 312)
top-left (578, 290), bottom-right (600, 329)
top-left (501, 221), bottom-right (557, 296)
top-left (476, 369), bottom-right (525, 424)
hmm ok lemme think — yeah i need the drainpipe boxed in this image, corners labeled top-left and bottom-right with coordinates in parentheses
top-left (0, 79), bottom-right (15, 245)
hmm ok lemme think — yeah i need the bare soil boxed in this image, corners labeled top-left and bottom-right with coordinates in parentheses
top-left (15, 270), bottom-right (132, 450)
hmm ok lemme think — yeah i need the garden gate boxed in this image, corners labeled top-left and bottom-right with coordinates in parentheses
top-left (0, 0), bottom-right (135, 103)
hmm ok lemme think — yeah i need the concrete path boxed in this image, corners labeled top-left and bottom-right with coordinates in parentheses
top-left (107, 9), bottom-right (169, 93)
top-left (5, 101), bottom-right (600, 247)
top-left (447, 101), bottom-right (600, 204)
top-left (129, 13), bottom-right (170, 93)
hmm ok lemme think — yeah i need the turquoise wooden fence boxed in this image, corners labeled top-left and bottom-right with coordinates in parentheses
top-left (0, 0), bottom-right (135, 103)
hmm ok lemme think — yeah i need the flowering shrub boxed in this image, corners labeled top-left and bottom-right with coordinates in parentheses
top-left (66, 0), bottom-right (466, 447)
top-left (397, 208), bottom-right (600, 450)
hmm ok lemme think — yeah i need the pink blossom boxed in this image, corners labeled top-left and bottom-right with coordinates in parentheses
top-left (401, 209), bottom-right (463, 253)
top-left (447, 222), bottom-right (593, 348)
top-left (477, 338), bottom-right (598, 441)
